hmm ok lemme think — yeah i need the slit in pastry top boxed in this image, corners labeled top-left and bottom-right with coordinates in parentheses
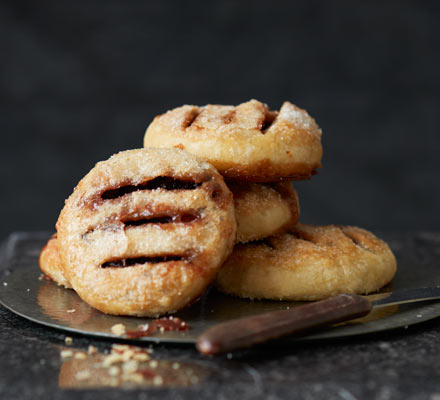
top-left (101, 176), bottom-right (204, 200)
top-left (101, 255), bottom-right (191, 268)
top-left (81, 211), bottom-right (202, 239)
top-left (122, 212), bottom-right (200, 227)
top-left (260, 111), bottom-right (278, 133)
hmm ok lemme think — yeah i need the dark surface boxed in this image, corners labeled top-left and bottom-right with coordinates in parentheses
top-left (1, 231), bottom-right (440, 399)
top-left (1, 0), bottom-right (440, 243)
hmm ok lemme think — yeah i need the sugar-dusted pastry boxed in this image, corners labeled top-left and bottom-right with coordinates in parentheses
top-left (56, 148), bottom-right (236, 316)
top-left (216, 224), bottom-right (396, 301)
top-left (39, 233), bottom-right (71, 289)
top-left (144, 99), bottom-right (322, 182)
top-left (229, 181), bottom-right (299, 243)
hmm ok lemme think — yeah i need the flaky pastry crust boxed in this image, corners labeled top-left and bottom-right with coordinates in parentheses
top-left (144, 99), bottom-right (322, 182)
top-left (56, 148), bottom-right (236, 316)
top-left (229, 181), bottom-right (300, 243)
top-left (216, 224), bottom-right (397, 301)
top-left (39, 233), bottom-right (72, 289)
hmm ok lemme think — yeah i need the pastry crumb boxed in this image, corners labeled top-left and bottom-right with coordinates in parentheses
top-left (108, 366), bottom-right (120, 376)
top-left (172, 362), bottom-right (180, 369)
top-left (133, 353), bottom-right (150, 362)
top-left (111, 323), bottom-right (126, 336)
top-left (60, 350), bottom-right (73, 359)
top-left (102, 353), bottom-right (124, 367)
top-left (153, 375), bottom-right (164, 386)
top-left (75, 370), bottom-right (91, 380)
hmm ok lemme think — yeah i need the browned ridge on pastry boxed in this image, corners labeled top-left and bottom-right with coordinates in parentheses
top-left (56, 148), bottom-right (236, 316)
top-left (216, 224), bottom-right (397, 301)
top-left (144, 99), bottom-right (323, 182)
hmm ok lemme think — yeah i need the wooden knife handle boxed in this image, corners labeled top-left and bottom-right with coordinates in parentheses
top-left (196, 294), bottom-right (372, 355)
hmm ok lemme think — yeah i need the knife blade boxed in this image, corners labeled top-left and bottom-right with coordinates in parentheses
top-left (196, 286), bottom-right (440, 355)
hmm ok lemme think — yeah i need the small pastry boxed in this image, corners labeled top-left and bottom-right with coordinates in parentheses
top-left (144, 99), bottom-right (322, 182)
top-left (216, 224), bottom-right (396, 301)
top-left (56, 148), bottom-right (236, 316)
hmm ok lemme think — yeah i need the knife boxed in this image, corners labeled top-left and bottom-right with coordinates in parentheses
top-left (196, 286), bottom-right (440, 355)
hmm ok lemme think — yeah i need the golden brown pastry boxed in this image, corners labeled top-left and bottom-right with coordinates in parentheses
top-left (56, 148), bottom-right (236, 316)
top-left (229, 181), bottom-right (300, 243)
top-left (144, 99), bottom-right (322, 182)
top-left (216, 224), bottom-right (396, 301)
top-left (39, 233), bottom-right (71, 289)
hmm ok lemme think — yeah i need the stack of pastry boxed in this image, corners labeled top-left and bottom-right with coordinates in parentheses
top-left (40, 99), bottom-right (396, 317)
top-left (143, 99), bottom-right (396, 301)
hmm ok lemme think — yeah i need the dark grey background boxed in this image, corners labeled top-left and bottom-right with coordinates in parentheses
top-left (1, 0), bottom-right (439, 242)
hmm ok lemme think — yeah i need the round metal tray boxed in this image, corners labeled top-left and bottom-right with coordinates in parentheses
top-left (1, 232), bottom-right (440, 344)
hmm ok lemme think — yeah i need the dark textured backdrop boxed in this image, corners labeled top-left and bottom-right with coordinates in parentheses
top-left (1, 0), bottom-right (439, 242)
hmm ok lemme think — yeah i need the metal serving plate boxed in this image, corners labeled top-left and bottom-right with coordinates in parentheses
top-left (1, 232), bottom-right (440, 344)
